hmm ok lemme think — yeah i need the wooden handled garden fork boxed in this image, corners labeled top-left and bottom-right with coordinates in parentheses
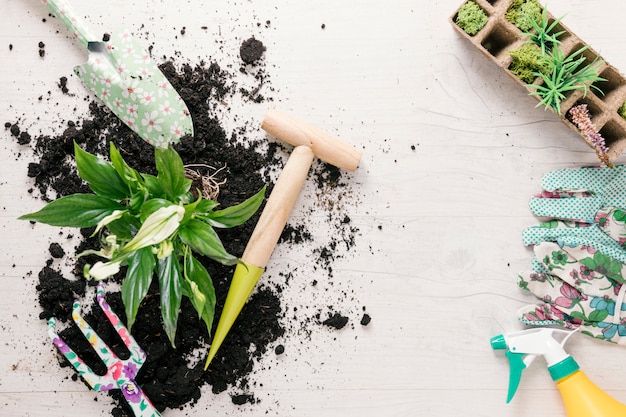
top-left (47, 283), bottom-right (161, 417)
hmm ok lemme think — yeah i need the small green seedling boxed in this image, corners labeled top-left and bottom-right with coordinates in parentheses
top-left (524, 5), bottom-right (566, 55)
top-left (507, 3), bottom-right (606, 115)
top-left (530, 45), bottom-right (605, 115)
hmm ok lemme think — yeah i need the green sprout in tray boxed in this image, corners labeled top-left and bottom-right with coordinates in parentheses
top-left (523, 5), bottom-right (565, 55)
top-left (510, 3), bottom-right (606, 115)
top-left (530, 45), bottom-right (605, 115)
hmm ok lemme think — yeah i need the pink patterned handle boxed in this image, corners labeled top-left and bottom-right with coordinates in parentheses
top-left (48, 283), bottom-right (162, 416)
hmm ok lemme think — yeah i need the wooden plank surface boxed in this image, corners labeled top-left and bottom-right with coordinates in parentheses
top-left (3, 0), bottom-right (626, 416)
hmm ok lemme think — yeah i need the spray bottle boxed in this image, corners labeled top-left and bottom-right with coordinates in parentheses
top-left (490, 328), bottom-right (626, 417)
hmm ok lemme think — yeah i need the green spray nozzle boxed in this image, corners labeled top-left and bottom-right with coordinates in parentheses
top-left (491, 328), bottom-right (576, 402)
top-left (491, 334), bottom-right (529, 403)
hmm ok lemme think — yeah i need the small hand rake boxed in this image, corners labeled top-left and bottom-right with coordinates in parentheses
top-left (48, 283), bottom-right (161, 417)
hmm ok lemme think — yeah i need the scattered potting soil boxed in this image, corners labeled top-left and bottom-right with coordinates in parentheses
top-left (9, 33), bottom-right (366, 415)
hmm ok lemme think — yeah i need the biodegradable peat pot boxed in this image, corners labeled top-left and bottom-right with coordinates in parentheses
top-left (450, 0), bottom-right (626, 162)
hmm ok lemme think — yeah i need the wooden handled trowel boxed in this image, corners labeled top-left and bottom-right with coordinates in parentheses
top-left (43, 0), bottom-right (193, 147)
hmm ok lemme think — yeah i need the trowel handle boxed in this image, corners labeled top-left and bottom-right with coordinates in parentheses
top-left (42, 0), bottom-right (96, 48)
top-left (241, 145), bottom-right (315, 268)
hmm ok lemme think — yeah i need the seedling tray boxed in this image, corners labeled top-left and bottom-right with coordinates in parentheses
top-left (450, 0), bottom-right (626, 161)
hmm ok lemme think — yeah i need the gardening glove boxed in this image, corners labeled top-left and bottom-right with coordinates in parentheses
top-left (517, 241), bottom-right (626, 345)
top-left (529, 165), bottom-right (626, 223)
top-left (523, 217), bottom-right (626, 264)
top-left (523, 165), bottom-right (626, 262)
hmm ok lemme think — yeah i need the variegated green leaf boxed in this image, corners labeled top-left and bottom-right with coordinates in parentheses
top-left (122, 247), bottom-right (156, 330)
top-left (157, 254), bottom-right (183, 347)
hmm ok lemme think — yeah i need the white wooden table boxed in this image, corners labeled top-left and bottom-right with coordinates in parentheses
top-left (2, 1), bottom-right (626, 416)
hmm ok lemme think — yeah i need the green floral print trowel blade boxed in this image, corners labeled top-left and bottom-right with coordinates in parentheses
top-left (48, 283), bottom-right (161, 416)
top-left (42, 0), bottom-right (193, 147)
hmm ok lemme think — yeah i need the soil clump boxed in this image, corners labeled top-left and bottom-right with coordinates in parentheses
top-left (239, 37), bottom-right (266, 65)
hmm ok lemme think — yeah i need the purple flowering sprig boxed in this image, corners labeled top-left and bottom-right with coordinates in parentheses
top-left (567, 104), bottom-right (613, 167)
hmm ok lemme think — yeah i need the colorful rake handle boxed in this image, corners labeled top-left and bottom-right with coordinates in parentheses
top-left (48, 283), bottom-right (161, 417)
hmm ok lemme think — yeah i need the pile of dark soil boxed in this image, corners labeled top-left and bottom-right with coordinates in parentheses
top-left (9, 37), bottom-right (365, 416)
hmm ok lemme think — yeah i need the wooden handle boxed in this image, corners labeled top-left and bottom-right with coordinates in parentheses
top-left (261, 109), bottom-right (362, 171)
top-left (242, 146), bottom-right (315, 268)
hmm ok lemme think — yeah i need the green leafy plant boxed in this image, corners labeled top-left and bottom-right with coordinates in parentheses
top-left (508, 3), bottom-right (606, 115)
top-left (20, 142), bottom-right (265, 347)
top-left (529, 46), bottom-right (605, 115)
top-left (523, 5), bottom-right (566, 55)
top-left (505, 0), bottom-right (543, 32)
top-left (508, 43), bottom-right (552, 83)
top-left (455, 1), bottom-right (488, 36)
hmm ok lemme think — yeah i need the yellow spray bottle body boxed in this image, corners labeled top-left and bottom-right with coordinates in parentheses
top-left (556, 367), bottom-right (626, 417)
top-left (491, 328), bottom-right (626, 417)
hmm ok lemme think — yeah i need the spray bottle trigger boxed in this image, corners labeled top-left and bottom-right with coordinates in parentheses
top-left (505, 350), bottom-right (527, 403)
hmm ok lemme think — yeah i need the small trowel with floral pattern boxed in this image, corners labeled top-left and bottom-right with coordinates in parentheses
top-left (48, 283), bottom-right (161, 417)
top-left (42, 0), bottom-right (193, 147)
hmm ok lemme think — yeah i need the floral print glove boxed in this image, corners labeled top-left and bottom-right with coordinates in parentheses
top-left (523, 217), bottom-right (626, 264)
top-left (518, 241), bottom-right (626, 344)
